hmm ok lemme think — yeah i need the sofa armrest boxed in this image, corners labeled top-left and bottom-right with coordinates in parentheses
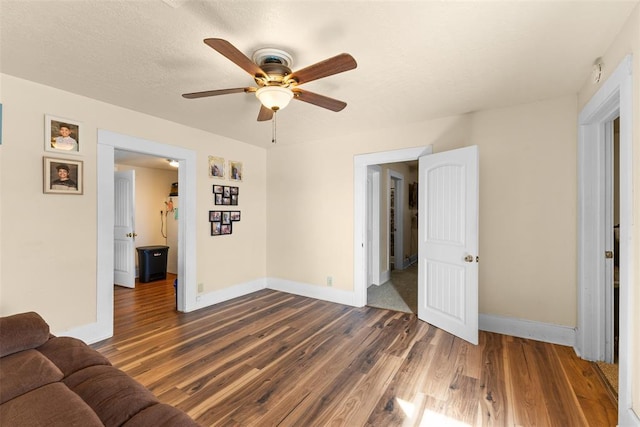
top-left (0, 312), bottom-right (50, 357)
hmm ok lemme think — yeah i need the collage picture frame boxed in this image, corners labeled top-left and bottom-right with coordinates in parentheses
top-left (213, 185), bottom-right (239, 206)
top-left (209, 210), bottom-right (241, 236)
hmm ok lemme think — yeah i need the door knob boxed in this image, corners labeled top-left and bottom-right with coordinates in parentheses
top-left (126, 233), bottom-right (138, 238)
top-left (464, 255), bottom-right (474, 263)
top-left (605, 251), bottom-right (614, 259)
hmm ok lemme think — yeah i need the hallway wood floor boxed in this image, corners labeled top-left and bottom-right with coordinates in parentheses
top-left (92, 276), bottom-right (617, 426)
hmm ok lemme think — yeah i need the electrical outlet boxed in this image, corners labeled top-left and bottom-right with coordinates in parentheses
top-left (327, 276), bottom-right (333, 287)
top-left (197, 283), bottom-right (204, 293)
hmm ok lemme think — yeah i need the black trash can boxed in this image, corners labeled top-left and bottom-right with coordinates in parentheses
top-left (136, 245), bottom-right (169, 283)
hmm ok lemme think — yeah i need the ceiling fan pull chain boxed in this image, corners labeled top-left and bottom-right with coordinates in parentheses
top-left (272, 110), bottom-right (277, 144)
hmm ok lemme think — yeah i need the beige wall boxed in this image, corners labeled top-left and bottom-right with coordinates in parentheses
top-left (267, 96), bottom-right (577, 328)
top-left (577, 3), bottom-right (639, 417)
top-left (0, 74), bottom-right (267, 332)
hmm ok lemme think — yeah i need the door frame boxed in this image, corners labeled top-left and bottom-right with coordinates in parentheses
top-left (96, 129), bottom-right (197, 340)
top-left (389, 170), bottom-right (405, 270)
top-left (577, 54), bottom-right (635, 425)
top-left (354, 145), bottom-right (432, 307)
top-left (367, 166), bottom-right (382, 286)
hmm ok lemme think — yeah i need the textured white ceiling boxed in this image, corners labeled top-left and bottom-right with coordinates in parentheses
top-left (1, 1), bottom-right (637, 149)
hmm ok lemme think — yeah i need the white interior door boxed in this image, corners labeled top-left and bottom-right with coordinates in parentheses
top-left (114, 170), bottom-right (136, 288)
top-left (418, 145), bottom-right (479, 345)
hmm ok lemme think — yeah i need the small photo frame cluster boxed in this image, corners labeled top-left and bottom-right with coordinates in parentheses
top-left (208, 157), bottom-right (243, 182)
top-left (213, 185), bottom-right (239, 205)
top-left (209, 210), bottom-right (241, 236)
top-left (43, 157), bottom-right (83, 194)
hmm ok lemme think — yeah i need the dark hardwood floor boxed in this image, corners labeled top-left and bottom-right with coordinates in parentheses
top-left (92, 275), bottom-right (617, 426)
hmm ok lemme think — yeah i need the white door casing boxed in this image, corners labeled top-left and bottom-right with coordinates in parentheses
top-left (114, 170), bottom-right (135, 288)
top-left (418, 145), bottom-right (479, 345)
top-left (367, 166), bottom-right (382, 286)
top-left (577, 55), bottom-right (636, 426)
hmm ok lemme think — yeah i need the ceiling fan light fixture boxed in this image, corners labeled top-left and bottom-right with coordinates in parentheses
top-left (256, 86), bottom-right (294, 111)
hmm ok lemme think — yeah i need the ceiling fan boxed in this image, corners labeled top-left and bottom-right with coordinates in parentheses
top-left (182, 38), bottom-right (358, 122)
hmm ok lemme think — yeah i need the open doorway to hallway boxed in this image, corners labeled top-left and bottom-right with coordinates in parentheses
top-left (367, 160), bottom-right (418, 313)
top-left (114, 150), bottom-right (180, 311)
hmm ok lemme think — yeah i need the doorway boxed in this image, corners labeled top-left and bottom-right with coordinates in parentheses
top-left (576, 55), bottom-right (633, 424)
top-left (113, 152), bottom-right (180, 297)
top-left (367, 163), bottom-right (417, 313)
top-left (95, 129), bottom-right (197, 341)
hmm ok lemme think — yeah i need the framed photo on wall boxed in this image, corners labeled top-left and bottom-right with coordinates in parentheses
top-left (43, 157), bottom-right (83, 194)
top-left (209, 156), bottom-right (225, 179)
top-left (229, 160), bottom-right (243, 181)
top-left (211, 222), bottom-right (222, 236)
top-left (45, 115), bottom-right (81, 154)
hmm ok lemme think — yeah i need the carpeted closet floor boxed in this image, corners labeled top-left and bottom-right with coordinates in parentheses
top-left (367, 263), bottom-right (417, 313)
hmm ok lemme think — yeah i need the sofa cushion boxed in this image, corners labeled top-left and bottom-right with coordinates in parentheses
top-left (64, 365), bottom-right (159, 426)
top-left (0, 349), bottom-right (63, 404)
top-left (38, 336), bottom-right (112, 377)
top-left (123, 403), bottom-right (201, 427)
top-left (0, 312), bottom-right (50, 357)
top-left (0, 382), bottom-right (104, 426)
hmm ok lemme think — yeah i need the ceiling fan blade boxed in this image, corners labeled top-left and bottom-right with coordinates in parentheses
top-left (182, 87), bottom-right (253, 99)
top-left (204, 38), bottom-right (266, 78)
top-left (293, 89), bottom-right (347, 112)
top-left (257, 105), bottom-right (274, 121)
top-left (288, 53), bottom-right (357, 85)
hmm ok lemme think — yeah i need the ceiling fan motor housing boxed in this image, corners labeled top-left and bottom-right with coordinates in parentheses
top-left (252, 48), bottom-right (294, 85)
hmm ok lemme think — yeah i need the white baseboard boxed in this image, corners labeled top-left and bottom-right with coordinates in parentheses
top-left (192, 278), bottom-right (267, 311)
top-left (619, 407), bottom-right (640, 427)
top-left (57, 321), bottom-right (113, 345)
top-left (380, 270), bottom-right (390, 285)
top-left (267, 278), bottom-right (357, 307)
top-left (479, 313), bottom-right (575, 347)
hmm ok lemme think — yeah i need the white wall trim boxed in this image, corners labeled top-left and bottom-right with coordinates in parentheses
top-left (479, 314), bottom-right (575, 347)
top-left (368, 166), bottom-right (382, 286)
top-left (192, 278), bottom-right (267, 310)
top-left (267, 278), bottom-right (357, 307)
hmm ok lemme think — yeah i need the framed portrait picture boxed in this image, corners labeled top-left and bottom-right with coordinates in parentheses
top-left (230, 211), bottom-right (241, 221)
top-left (209, 210), bottom-right (222, 222)
top-left (209, 156), bottom-right (225, 179)
top-left (221, 224), bottom-right (232, 235)
top-left (213, 185), bottom-right (224, 194)
top-left (211, 222), bottom-right (222, 236)
top-left (231, 194), bottom-right (238, 205)
top-left (230, 186), bottom-right (239, 195)
top-left (43, 157), bottom-right (83, 194)
top-left (45, 115), bottom-right (81, 154)
top-left (229, 160), bottom-right (243, 181)
top-left (222, 211), bottom-right (231, 225)
top-left (215, 194), bottom-right (223, 205)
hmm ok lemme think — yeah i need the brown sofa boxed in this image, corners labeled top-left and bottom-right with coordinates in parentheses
top-left (0, 312), bottom-right (200, 426)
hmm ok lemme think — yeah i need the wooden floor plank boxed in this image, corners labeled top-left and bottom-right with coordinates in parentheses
top-left (91, 276), bottom-right (618, 427)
